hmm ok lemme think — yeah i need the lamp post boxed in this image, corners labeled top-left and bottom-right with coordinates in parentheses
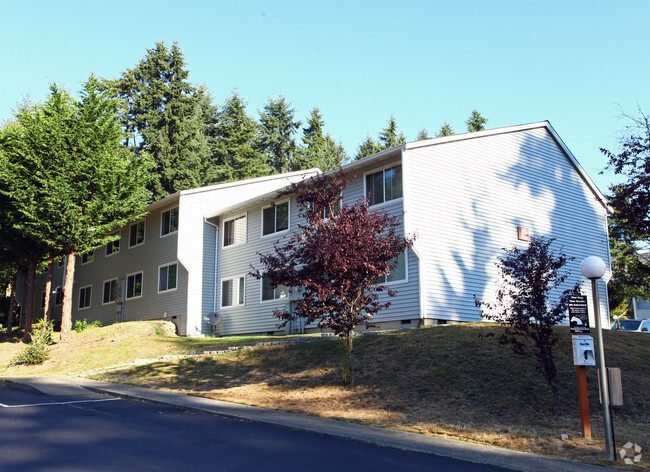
top-left (580, 256), bottom-right (614, 462)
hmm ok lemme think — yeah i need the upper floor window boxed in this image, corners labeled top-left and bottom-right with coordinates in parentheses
top-left (126, 271), bottom-right (143, 299)
top-left (261, 275), bottom-right (289, 302)
top-left (78, 285), bottom-right (92, 310)
top-left (365, 165), bottom-right (403, 206)
top-left (129, 221), bottom-right (145, 247)
top-left (106, 233), bottom-right (120, 256)
top-left (262, 201), bottom-right (289, 236)
top-left (224, 215), bottom-right (247, 247)
top-left (161, 208), bottom-right (179, 236)
top-left (158, 262), bottom-right (178, 293)
top-left (81, 251), bottom-right (94, 264)
top-left (222, 276), bottom-right (245, 307)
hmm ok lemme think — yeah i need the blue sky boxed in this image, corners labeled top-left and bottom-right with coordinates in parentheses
top-left (2, 0), bottom-right (648, 193)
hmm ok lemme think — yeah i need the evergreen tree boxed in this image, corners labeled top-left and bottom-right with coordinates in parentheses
top-left (355, 135), bottom-right (381, 160)
top-left (378, 115), bottom-right (406, 149)
top-left (416, 128), bottom-right (430, 140)
top-left (466, 110), bottom-right (487, 132)
top-left (437, 121), bottom-right (455, 137)
top-left (257, 96), bottom-right (301, 173)
top-left (293, 107), bottom-right (346, 171)
top-left (212, 92), bottom-right (273, 182)
top-left (0, 78), bottom-right (151, 341)
top-left (104, 41), bottom-right (212, 199)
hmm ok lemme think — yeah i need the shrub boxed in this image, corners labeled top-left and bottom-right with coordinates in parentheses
top-left (13, 319), bottom-right (54, 365)
top-left (74, 319), bottom-right (88, 332)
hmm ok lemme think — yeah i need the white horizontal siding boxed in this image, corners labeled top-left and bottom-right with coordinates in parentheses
top-left (405, 126), bottom-right (610, 326)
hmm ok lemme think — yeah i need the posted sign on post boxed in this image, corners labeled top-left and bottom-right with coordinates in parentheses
top-left (569, 295), bottom-right (590, 334)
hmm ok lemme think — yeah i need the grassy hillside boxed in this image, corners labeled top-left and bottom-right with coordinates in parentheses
top-left (1, 321), bottom-right (648, 469)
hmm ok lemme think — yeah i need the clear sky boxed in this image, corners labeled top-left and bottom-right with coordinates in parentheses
top-left (1, 0), bottom-right (648, 194)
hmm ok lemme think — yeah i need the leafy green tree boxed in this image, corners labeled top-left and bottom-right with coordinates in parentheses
top-left (293, 107), bottom-right (347, 171)
top-left (0, 78), bottom-right (151, 341)
top-left (211, 92), bottom-right (273, 182)
top-left (601, 110), bottom-right (650, 312)
top-left (378, 115), bottom-right (406, 149)
top-left (355, 135), bottom-right (381, 160)
top-left (104, 41), bottom-right (212, 199)
top-left (257, 96), bottom-right (301, 173)
top-left (466, 110), bottom-right (487, 132)
top-left (475, 237), bottom-right (579, 407)
top-left (437, 121), bottom-right (455, 137)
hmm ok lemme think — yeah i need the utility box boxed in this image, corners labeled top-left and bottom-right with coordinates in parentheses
top-left (572, 335), bottom-right (596, 366)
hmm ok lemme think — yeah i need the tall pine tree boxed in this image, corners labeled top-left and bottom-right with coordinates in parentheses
top-left (378, 115), bottom-right (407, 149)
top-left (257, 96), bottom-right (301, 173)
top-left (466, 110), bottom-right (487, 132)
top-left (211, 92), bottom-right (273, 182)
top-left (104, 41), bottom-right (212, 199)
top-left (293, 107), bottom-right (346, 171)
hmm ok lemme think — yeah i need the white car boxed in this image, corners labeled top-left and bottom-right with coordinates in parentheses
top-left (612, 319), bottom-right (650, 333)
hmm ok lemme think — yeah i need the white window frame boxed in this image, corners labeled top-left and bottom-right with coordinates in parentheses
top-left (262, 200), bottom-right (290, 237)
top-left (78, 285), bottom-right (92, 310)
top-left (223, 213), bottom-right (247, 248)
top-left (81, 251), bottom-right (94, 265)
top-left (364, 164), bottom-right (403, 207)
top-left (376, 250), bottom-right (409, 286)
top-left (129, 220), bottom-right (145, 248)
top-left (161, 207), bottom-right (179, 237)
top-left (102, 278), bottom-right (119, 305)
top-left (158, 262), bottom-right (178, 293)
top-left (260, 275), bottom-right (290, 302)
top-left (126, 271), bottom-right (144, 300)
top-left (221, 275), bottom-right (246, 308)
top-left (54, 286), bottom-right (63, 306)
top-left (106, 233), bottom-right (121, 256)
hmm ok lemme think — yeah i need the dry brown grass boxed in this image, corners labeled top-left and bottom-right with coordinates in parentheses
top-left (2, 322), bottom-right (649, 469)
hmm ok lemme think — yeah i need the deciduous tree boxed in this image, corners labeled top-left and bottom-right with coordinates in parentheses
top-left (475, 236), bottom-right (578, 406)
top-left (252, 170), bottom-right (415, 386)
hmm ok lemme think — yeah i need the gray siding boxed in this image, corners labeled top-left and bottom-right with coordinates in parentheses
top-left (404, 125), bottom-right (610, 326)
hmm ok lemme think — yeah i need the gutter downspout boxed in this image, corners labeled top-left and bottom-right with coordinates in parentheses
top-left (204, 218), bottom-right (220, 314)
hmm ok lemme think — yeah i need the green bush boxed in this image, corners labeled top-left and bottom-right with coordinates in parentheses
top-left (74, 319), bottom-right (88, 332)
top-left (12, 319), bottom-right (53, 365)
top-left (90, 320), bottom-right (102, 328)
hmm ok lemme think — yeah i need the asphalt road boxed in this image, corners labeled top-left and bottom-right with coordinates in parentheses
top-left (0, 385), bottom-right (510, 472)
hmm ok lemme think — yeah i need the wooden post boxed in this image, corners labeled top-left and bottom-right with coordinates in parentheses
top-left (576, 365), bottom-right (591, 439)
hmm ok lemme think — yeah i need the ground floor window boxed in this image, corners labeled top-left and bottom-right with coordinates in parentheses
top-left (126, 272), bottom-right (143, 299)
top-left (158, 262), bottom-right (178, 292)
top-left (78, 285), bottom-right (92, 310)
top-left (103, 279), bottom-right (118, 304)
top-left (222, 276), bottom-right (245, 307)
top-left (261, 275), bottom-right (289, 301)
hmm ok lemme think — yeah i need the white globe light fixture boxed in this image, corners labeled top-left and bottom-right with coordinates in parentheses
top-left (580, 256), bottom-right (607, 279)
top-left (580, 255), bottom-right (613, 462)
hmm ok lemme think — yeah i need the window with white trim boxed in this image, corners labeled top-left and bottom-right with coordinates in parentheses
top-left (221, 276), bottom-right (245, 307)
top-left (78, 285), bottom-right (92, 310)
top-left (261, 275), bottom-right (289, 302)
top-left (106, 234), bottom-right (120, 256)
top-left (158, 262), bottom-right (178, 292)
top-left (365, 165), bottom-right (403, 206)
top-left (161, 208), bottom-right (179, 236)
top-left (81, 251), bottom-right (94, 264)
top-left (103, 279), bottom-right (118, 305)
top-left (223, 215), bottom-right (247, 247)
top-left (376, 251), bottom-right (407, 284)
top-left (129, 221), bottom-right (145, 247)
top-left (126, 271), bottom-right (143, 299)
top-left (262, 201), bottom-right (289, 236)
top-left (54, 286), bottom-right (63, 306)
